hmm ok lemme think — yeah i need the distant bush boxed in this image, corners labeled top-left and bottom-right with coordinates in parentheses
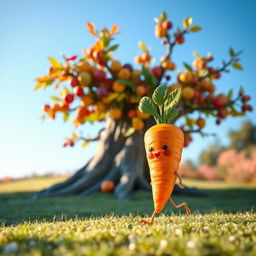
top-left (217, 148), bottom-right (256, 183)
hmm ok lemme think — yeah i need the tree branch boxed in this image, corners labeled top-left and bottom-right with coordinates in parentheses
top-left (200, 54), bottom-right (241, 80)
top-left (184, 129), bottom-right (216, 137)
top-left (157, 29), bottom-right (188, 85)
top-left (105, 61), bottom-right (117, 80)
top-left (79, 128), bottom-right (105, 142)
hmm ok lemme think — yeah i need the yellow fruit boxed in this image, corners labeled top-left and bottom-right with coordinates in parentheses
top-left (118, 68), bottom-right (131, 79)
top-left (80, 95), bottom-right (93, 107)
top-left (133, 69), bottom-right (142, 77)
top-left (132, 117), bottom-right (144, 130)
top-left (134, 56), bottom-right (143, 64)
top-left (182, 87), bottom-right (195, 100)
top-left (141, 52), bottom-right (151, 62)
top-left (95, 102), bottom-right (105, 112)
top-left (193, 58), bottom-right (207, 69)
top-left (77, 61), bottom-right (91, 73)
top-left (178, 72), bottom-right (194, 84)
top-left (155, 28), bottom-right (166, 38)
top-left (108, 108), bottom-right (122, 119)
top-left (196, 117), bottom-right (206, 128)
top-left (113, 81), bottom-right (125, 92)
top-left (198, 80), bottom-right (211, 91)
top-left (208, 83), bottom-right (216, 93)
top-left (168, 83), bottom-right (182, 92)
top-left (137, 110), bottom-right (150, 119)
top-left (78, 72), bottom-right (92, 87)
top-left (162, 61), bottom-right (176, 70)
top-left (111, 61), bottom-right (122, 72)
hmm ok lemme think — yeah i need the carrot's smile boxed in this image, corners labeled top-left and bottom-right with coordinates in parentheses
top-left (154, 152), bottom-right (161, 158)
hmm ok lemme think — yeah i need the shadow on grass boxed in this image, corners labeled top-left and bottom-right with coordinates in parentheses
top-left (0, 188), bottom-right (255, 226)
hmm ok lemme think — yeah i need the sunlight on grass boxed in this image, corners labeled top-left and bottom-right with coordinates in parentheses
top-left (0, 177), bottom-right (66, 193)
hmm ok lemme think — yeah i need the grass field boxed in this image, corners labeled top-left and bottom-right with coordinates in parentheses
top-left (0, 177), bottom-right (255, 255)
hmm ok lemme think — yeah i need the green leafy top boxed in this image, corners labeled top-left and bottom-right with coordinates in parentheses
top-left (138, 85), bottom-right (182, 124)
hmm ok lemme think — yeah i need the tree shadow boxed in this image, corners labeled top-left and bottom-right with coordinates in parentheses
top-left (0, 188), bottom-right (255, 226)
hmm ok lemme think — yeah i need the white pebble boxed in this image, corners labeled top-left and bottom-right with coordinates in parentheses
top-left (175, 228), bottom-right (183, 236)
top-left (129, 243), bottom-right (136, 250)
top-left (187, 240), bottom-right (196, 248)
top-left (160, 239), bottom-right (168, 249)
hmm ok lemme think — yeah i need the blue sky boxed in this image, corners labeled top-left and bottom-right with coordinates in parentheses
top-left (0, 0), bottom-right (255, 178)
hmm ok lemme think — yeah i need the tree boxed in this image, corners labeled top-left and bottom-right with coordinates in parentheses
top-left (199, 120), bottom-right (256, 166)
top-left (199, 140), bottom-right (224, 166)
top-left (229, 120), bottom-right (256, 151)
top-left (31, 12), bottom-right (252, 200)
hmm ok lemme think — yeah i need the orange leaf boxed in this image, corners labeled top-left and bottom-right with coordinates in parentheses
top-left (86, 22), bottom-right (97, 36)
top-left (111, 24), bottom-right (119, 35)
top-left (54, 83), bottom-right (60, 90)
top-left (36, 76), bottom-right (51, 83)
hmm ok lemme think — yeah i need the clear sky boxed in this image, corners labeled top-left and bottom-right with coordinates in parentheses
top-left (0, 0), bottom-right (255, 178)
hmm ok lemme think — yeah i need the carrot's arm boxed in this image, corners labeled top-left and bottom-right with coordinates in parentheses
top-left (175, 171), bottom-right (185, 189)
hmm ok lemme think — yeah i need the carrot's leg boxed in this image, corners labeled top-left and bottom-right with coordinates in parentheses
top-left (140, 210), bottom-right (157, 225)
top-left (175, 171), bottom-right (185, 189)
top-left (169, 197), bottom-right (191, 215)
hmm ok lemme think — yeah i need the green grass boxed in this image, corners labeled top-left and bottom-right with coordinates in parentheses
top-left (0, 177), bottom-right (255, 255)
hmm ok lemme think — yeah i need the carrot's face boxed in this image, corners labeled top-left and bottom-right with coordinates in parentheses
top-left (147, 144), bottom-right (172, 159)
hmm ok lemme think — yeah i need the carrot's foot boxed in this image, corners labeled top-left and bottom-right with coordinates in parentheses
top-left (186, 208), bottom-right (191, 215)
top-left (140, 219), bottom-right (153, 225)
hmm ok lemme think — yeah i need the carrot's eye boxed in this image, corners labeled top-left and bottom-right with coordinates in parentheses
top-left (162, 145), bottom-right (168, 150)
top-left (149, 147), bottom-right (153, 152)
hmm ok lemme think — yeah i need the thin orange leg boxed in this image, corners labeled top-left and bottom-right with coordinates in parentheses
top-left (169, 197), bottom-right (191, 215)
top-left (140, 210), bottom-right (157, 225)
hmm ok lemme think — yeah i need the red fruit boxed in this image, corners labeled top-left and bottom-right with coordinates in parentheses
top-left (216, 118), bottom-right (221, 125)
top-left (64, 94), bottom-right (74, 104)
top-left (93, 69), bottom-right (106, 82)
top-left (122, 63), bottom-right (133, 72)
top-left (217, 109), bottom-right (228, 118)
top-left (213, 96), bottom-right (225, 109)
top-left (76, 107), bottom-right (91, 118)
top-left (128, 109), bottom-right (137, 119)
top-left (70, 77), bottom-right (80, 87)
top-left (242, 104), bottom-right (253, 112)
top-left (242, 95), bottom-right (251, 102)
top-left (175, 35), bottom-right (185, 44)
top-left (73, 86), bottom-right (84, 97)
top-left (206, 56), bottom-right (214, 62)
top-left (98, 59), bottom-right (105, 66)
top-left (63, 142), bottom-right (68, 147)
top-left (96, 86), bottom-right (109, 98)
top-left (104, 78), bottom-right (114, 89)
top-left (59, 101), bottom-right (70, 111)
top-left (69, 141), bottom-right (74, 147)
top-left (208, 67), bottom-right (214, 74)
top-left (247, 105), bottom-right (253, 111)
top-left (151, 66), bottom-right (162, 78)
top-left (41, 104), bottom-right (51, 113)
top-left (197, 93), bottom-right (206, 104)
top-left (214, 72), bottom-right (221, 79)
top-left (48, 66), bottom-right (55, 74)
top-left (162, 20), bottom-right (173, 30)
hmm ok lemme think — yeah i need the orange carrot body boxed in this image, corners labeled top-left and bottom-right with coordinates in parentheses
top-left (144, 124), bottom-right (184, 213)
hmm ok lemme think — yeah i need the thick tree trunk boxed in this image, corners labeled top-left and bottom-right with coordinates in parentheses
top-left (30, 117), bottom-right (205, 200)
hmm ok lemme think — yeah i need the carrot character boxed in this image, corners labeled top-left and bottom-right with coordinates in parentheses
top-left (138, 85), bottom-right (190, 224)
